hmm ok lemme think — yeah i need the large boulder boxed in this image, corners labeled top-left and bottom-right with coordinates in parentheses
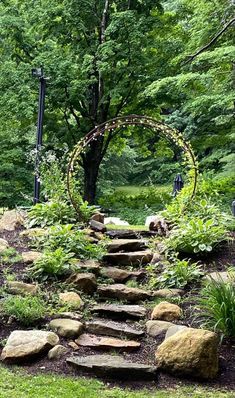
top-left (151, 301), bottom-right (182, 321)
top-left (49, 318), bottom-right (84, 338)
top-left (66, 273), bottom-right (97, 294)
top-left (97, 284), bottom-right (151, 302)
top-left (0, 210), bottom-right (24, 231)
top-left (156, 328), bottom-right (219, 379)
top-left (1, 330), bottom-right (59, 363)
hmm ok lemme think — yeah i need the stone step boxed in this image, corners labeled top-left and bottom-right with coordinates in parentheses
top-left (106, 239), bottom-right (147, 253)
top-left (67, 355), bottom-right (157, 379)
top-left (85, 319), bottom-right (144, 339)
top-left (105, 230), bottom-right (157, 240)
top-left (102, 250), bottom-right (153, 266)
top-left (100, 266), bottom-right (145, 282)
top-left (75, 334), bottom-right (140, 351)
top-left (91, 304), bottom-right (147, 319)
top-left (97, 284), bottom-right (151, 302)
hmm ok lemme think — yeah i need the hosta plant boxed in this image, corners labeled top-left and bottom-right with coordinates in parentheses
top-left (27, 201), bottom-right (76, 228)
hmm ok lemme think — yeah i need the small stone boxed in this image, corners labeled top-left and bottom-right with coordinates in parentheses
top-left (102, 250), bottom-right (153, 266)
top-left (146, 320), bottom-right (173, 337)
top-left (49, 319), bottom-right (83, 338)
top-left (67, 355), bottom-right (157, 379)
top-left (85, 320), bottom-right (144, 339)
top-left (0, 210), bottom-right (24, 231)
top-left (7, 281), bottom-right (38, 296)
top-left (0, 238), bottom-right (9, 253)
top-left (165, 325), bottom-right (188, 340)
top-left (156, 328), bottom-right (219, 379)
top-left (21, 251), bottom-right (42, 264)
top-left (151, 301), bottom-right (182, 321)
top-left (59, 292), bottom-right (84, 309)
top-left (91, 304), bottom-right (147, 319)
top-left (68, 341), bottom-right (79, 350)
top-left (76, 334), bottom-right (140, 351)
top-left (89, 220), bottom-right (107, 233)
top-left (101, 267), bottom-right (145, 283)
top-left (98, 284), bottom-right (151, 302)
top-left (66, 273), bottom-right (97, 294)
top-left (150, 252), bottom-right (164, 265)
top-left (1, 330), bottom-right (59, 363)
top-left (48, 345), bottom-right (68, 360)
top-left (153, 289), bottom-right (184, 299)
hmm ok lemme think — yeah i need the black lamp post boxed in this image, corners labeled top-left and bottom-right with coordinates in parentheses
top-left (32, 67), bottom-right (46, 204)
top-left (173, 173), bottom-right (184, 196)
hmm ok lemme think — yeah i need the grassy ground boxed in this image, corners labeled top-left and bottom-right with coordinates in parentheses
top-left (106, 224), bottom-right (148, 231)
top-left (115, 185), bottom-right (171, 195)
top-left (0, 366), bottom-right (234, 398)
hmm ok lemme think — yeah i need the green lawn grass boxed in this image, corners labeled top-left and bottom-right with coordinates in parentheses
top-left (106, 224), bottom-right (148, 231)
top-left (115, 185), bottom-right (171, 195)
top-left (0, 366), bottom-right (233, 398)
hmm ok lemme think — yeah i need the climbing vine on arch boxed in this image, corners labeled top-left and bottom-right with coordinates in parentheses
top-left (67, 115), bottom-right (199, 221)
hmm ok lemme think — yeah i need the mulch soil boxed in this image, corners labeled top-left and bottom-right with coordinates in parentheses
top-left (0, 229), bottom-right (235, 391)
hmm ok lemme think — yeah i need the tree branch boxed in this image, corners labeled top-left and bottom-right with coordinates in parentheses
top-left (184, 17), bottom-right (235, 65)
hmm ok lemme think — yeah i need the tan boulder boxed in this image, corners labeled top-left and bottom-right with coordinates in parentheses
top-left (48, 344), bottom-right (68, 360)
top-left (21, 251), bottom-right (42, 264)
top-left (7, 281), bottom-right (38, 295)
top-left (49, 318), bottom-right (83, 338)
top-left (59, 292), bottom-right (83, 309)
top-left (153, 289), bottom-right (184, 299)
top-left (0, 210), bottom-right (24, 231)
top-left (146, 320), bottom-right (174, 337)
top-left (151, 301), bottom-right (182, 321)
top-left (156, 328), bottom-right (219, 379)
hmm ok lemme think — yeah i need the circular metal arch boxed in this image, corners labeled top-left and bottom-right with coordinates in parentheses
top-left (67, 114), bottom-right (198, 219)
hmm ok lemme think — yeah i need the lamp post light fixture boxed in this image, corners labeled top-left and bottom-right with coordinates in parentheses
top-left (173, 173), bottom-right (184, 197)
top-left (32, 66), bottom-right (46, 204)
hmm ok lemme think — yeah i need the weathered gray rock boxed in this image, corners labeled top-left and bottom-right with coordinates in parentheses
top-left (97, 284), bottom-right (151, 302)
top-left (205, 272), bottom-right (234, 284)
top-left (156, 328), bottom-right (219, 379)
top-left (89, 220), bottom-right (107, 233)
top-left (85, 320), bottom-right (144, 339)
top-left (165, 325), bottom-right (188, 340)
top-left (1, 330), bottom-right (59, 363)
top-left (48, 344), bottom-right (68, 360)
top-left (153, 289), bottom-right (184, 299)
top-left (101, 267), bottom-right (145, 283)
top-left (150, 252), bottom-right (165, 265)
top-left (106, 239), bottom-right (147, 253)
top-left (75, 260), bottom-right (100, 275)
top-left (75, 334), bottom-right (140, 351)
top-left (7, 281), bottom-right (38, 296)
top-left (55, 312), bottom-right (83, 321)
top-left (0, 238), bottom-right (9, 253)
top-left (21, 251), bottom-right (42, 264)
top-left (90, 213), bottom-right (105, 224)
top-left (146, 320), bottom-right (174, 337)
top-left (66, 273), bottom-right (97, 294)
top-left (49, 318), bottom-right (84, 338)
top-left (91, 304), bottom-right (147, 319)
top-left (67, 355), bottom-right (157, 379)
top-left (0, 210), bottom-right (24, 231)
top-left (59, 292), bottom-right (84, 309)
top-left (151, 301), bottom-right (182, 321)
top-left (103, 250), bottom-right (153, 266)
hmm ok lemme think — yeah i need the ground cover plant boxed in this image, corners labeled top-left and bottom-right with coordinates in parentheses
top-left (2, 295), bottom-right (47, 326)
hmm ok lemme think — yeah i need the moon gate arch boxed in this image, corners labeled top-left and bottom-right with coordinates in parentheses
top-left (67, 114), bottom-right (198, 219)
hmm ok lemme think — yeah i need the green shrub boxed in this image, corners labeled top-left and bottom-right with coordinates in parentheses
top-left (29, 248), bottom-right (75, 280)
top-left (27, 201), bottom-right (76, 228)
top-left (38, 224), bottom-right (106, 260)
top-left (3, 295), bottom-right (47, 325)
top-left (157, 257), bottom-right (204, 288)
top-left (199, 274), bottom-right (235, 337)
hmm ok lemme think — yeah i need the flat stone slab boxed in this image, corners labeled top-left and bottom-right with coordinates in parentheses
top-left (146, 320), bottom-right (174, 337)
top-left (105, 230), bottom-right (157, 239)
top-left (74, 260), bottom-right (100, 275)
top-left (67, 355), bottom-right (157, 379)
top-left (7, 281), bottom-right (38, 295)
top-left (97, 284), bottom-right (151, 302)
top-left (1, 330), bottom-right (59, 363)
top-left (106, 239), bottom-right (147, 253)
top-left (66, 273), bottom-right (97, 294)
top-left (85, 320), bottom-right (144, 339)
top-left (102, 250), bottom-right (153, 266)
top-left (75, 334), bottom-right (140, 351)
top-left (100, 267), bottom-right (145, 282)
top-left (91, 304), bottom-right (147, 319)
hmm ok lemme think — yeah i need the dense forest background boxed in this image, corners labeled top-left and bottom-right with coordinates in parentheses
top-left (0, 0), bottom-right (234, 208)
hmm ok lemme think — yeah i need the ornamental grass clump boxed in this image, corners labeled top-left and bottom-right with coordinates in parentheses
top-left (3, 295), bottom-right (47, 326)
top-left (199, 273), bottom-right (235, 338)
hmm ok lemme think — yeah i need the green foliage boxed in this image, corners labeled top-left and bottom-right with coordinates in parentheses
top-left (38, 224), bottom-right (105, 261)
top-left (199, 274), bottom-right (235, 338)
top-left (29, 247), bottom-right (75, 280)
top-left (27, 201), bottom-right (76, 228)
top-left (0, 248), bottom-right (22, 265)
top-left (157, 257), bottom-right (203, 288)
top-left (3, 295), bottom-right (47, 325)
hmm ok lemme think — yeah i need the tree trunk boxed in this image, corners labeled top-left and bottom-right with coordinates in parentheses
top-left (83, 139), bottom-right (104, 204)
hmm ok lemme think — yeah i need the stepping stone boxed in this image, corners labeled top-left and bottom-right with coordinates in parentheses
top-left (74, 260), bottom-right (100, 275)
top-left (21, 251), bottom-right (42, 264)
top-left (49, 319), bottom-right (84, 338)
top-left (75, 334), bottom-right (140, 351)
top-left (67, 355), bottom-right (157, 379)
top-left (100, 267), bottom-right (145, 282)
top-left (106, 239), bottom-right (147, 253)
top-left (146, 320), bottom-right (174, 337)
top-left (1, 330), bottom-right (59, 363)
top-left (103, 250), bottom-right (153, 266)
top-left (90, 220), bottom-right (106, 233)
top-left (7, 281), bottom-right (38, 295)
top-left (91, 304), bottom-right (147, 319)
top-left (85, 320), bottom-right (144, 339)
top-left (66, 273), bottom-right (97, 294)
top-left (105, 230), bottom-right (157, 239)
top-left (98, 284), bottom-right (151, 302)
